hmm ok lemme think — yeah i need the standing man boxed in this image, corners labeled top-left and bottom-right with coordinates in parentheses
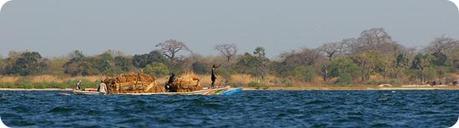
top-left (76, 80), bottom-right (82, 90)
top-left (211, 65), bottom-right (218, 88)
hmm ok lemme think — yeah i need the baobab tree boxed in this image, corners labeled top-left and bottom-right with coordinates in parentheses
top-left (354, 28), bottom-right (399, 54)
top-left (155, 39), bottom-right (190, 63)
top-left (215, 43), bottom-right (238, 62)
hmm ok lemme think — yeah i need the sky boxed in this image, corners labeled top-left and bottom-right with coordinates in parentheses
top-left (0, 0), bottom-right (459, 58)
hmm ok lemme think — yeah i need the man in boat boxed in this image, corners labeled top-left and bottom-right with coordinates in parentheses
top-left (211, 65), bottom-right (218, 88)
top-left (165, 73), bottom-right (176, 92)
top-left (75, 80), bottom-right (82, 90)
top-left (98, 82), bottom-right (107, 94)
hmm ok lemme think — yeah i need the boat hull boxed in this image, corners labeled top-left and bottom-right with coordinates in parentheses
top-left (73, 90), bottom-right (104, 95)
top-left (72, 88), bottom-right (242, 96)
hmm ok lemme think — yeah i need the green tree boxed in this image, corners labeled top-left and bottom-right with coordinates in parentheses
top-left (385, 53), bottom-right (412, 80)
top-left (114, 56), bottom-right (133, 72)
top-left (253, 47), bottom-right (269, 79)
top-left (6, 51), bottom-right (48, 76)
top-left (396, 53), bottom-right (410, 68)
top-left (410, 54), bottom-right (435, 82)
top-left (329, 57), bottom-right (360, 85)
top-left (92, 51), bottom-right (115, 74)
top-left (236, 53), bottom-right (258, 75)
top-left (63, 50), bottom-right (97, 76)
top-left (64, 50), bottom-right (85, 76)
top-left (191, 62), bottom-right (209, 74)
top-left (0, 55), bottom-right (4, 74)
top-left (133, 50), bottom-right (168, 69)
top-left (143, 63), bottom-right (170, 77)
top-left (291, 66), bottom-right (316, 82)
top-left (431, 52), bottom-right (448, 66)
top-left (236, 47), bottom-right (270, 79)
top-left (69, 50), bottom-right (85, 61)
top-left (276, 48), bottom-right (323, 78)
top-left (352, 51), bottom-right (388, 81)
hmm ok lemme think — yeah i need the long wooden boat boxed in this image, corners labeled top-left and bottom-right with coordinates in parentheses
top-left (73, 87), bottom-right (242, 96)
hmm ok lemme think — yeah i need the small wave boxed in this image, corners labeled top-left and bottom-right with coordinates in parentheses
top-left (48, 106), bottom-right (75, 114)
top-left (11, 105), bottom-right (30, 113)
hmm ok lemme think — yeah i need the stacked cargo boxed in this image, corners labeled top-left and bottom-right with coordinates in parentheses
top-left (169, 73), bottom-right (202, 92)
top-left (102, 72), bottom-right (203, 94)
top-left (103, 73), bottom-right (165, 94)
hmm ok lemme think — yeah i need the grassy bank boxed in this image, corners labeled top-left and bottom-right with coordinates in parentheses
top-left (0, 80), bottom-right (98, 89)
top-left (1, 74), bottom-right (459, 90)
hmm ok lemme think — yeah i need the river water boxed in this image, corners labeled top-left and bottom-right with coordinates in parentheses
top-left (0, 90), bottom-right (458, 127)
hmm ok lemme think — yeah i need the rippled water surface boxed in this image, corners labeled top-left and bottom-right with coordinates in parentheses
top-left (1, 90), bottom-right (459, 127)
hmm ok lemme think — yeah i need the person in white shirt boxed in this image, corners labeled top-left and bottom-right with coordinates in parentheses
top-left (98, 82), bottom-right (107, 94)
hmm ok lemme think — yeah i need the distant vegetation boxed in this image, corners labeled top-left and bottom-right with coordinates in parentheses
top-left (1, 28), bottom-right (459, 88)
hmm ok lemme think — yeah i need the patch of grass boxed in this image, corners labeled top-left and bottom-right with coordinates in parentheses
top-left (0, 80), bottom-right (98, 89)
top-left (248, 81), bottom-right (270, 90)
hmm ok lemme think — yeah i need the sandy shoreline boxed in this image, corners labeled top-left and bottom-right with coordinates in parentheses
top-left (1, 87), bottom-right (459, 91)
top-left (242, 86), bottom-right (459, 91)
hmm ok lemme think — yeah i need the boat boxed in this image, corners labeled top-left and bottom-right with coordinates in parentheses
top-left (73, 90), bottom-right (105, 95)
top-left (451, 116), bottom-right (459, 128)
top-left (72, 87), bottom-right (242, 96)
top-left (0, 117), bottom-right (9, 128)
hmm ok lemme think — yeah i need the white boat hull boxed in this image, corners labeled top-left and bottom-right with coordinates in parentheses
top-left (72, 88), bottom-right (242, 96)
top-left (0, 117), bottom-right (9, 128)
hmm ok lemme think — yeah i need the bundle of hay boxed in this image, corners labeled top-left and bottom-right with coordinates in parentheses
top-left (104, 73), bottom-right (165, 94)
top-left (169, 73), bottom-right (202, 92)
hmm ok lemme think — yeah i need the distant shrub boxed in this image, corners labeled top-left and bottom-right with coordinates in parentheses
top-left (248, 81), bottom-right (269, 90)
top-left (291, 66), bottom-right (316, 82)
top-left (191, 62), bottom-right (209, 74)
top-left (335, 73), bottom-right (352, 85)
top-left (143, 63), bottom-right (170, 77)
top-left (0, 83), bottom-right (16, 88)
top-left (248, 81), bottom-right (261, 87)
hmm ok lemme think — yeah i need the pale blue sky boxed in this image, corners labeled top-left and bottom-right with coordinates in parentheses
top-left (0, 0), bottom-right (458, 58)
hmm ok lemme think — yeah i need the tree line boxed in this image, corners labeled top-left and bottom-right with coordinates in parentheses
top-left (1, 28), bottom-right (459, 85)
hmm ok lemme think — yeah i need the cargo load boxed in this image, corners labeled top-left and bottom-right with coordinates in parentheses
top-left (103, 73), bottom-right (165, 94)
top-left (169, 73), bottom-right (202, 92)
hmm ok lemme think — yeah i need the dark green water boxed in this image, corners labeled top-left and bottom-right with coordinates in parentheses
top-left (0, 90), bottom-right (458, 128)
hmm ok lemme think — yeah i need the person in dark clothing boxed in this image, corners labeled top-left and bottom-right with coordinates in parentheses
top-left (76, 80), bottom-right (82, 90)
top-left (211, 65), bottom-right (218, 88)
top-left (165, 73), bottom-right (176, 92)
top-left (432, 81), bottom-right (437, 86)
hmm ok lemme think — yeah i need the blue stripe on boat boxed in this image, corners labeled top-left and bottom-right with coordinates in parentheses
top-left (221, 88), bottom-right (242, 96)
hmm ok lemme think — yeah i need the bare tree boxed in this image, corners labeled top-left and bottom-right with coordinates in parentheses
top-left (281, 48), bottom-right (323, 66)
top-left (318, 40), bottom-right (351, 61)
top-left (215, 44), bottom-right (238, 62)
top-left (354, 28), bottom-right (399, 54)
top-left (426, 36), bottom-right (458, 54)
top-left (338, 38), bottom-right (356, 55)
top-left (155, 39), bottom-right (190, 63)
top-left (318, 42), bottom-right (339, 61)
top-left (317, 41), bottom-right (348, 81)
